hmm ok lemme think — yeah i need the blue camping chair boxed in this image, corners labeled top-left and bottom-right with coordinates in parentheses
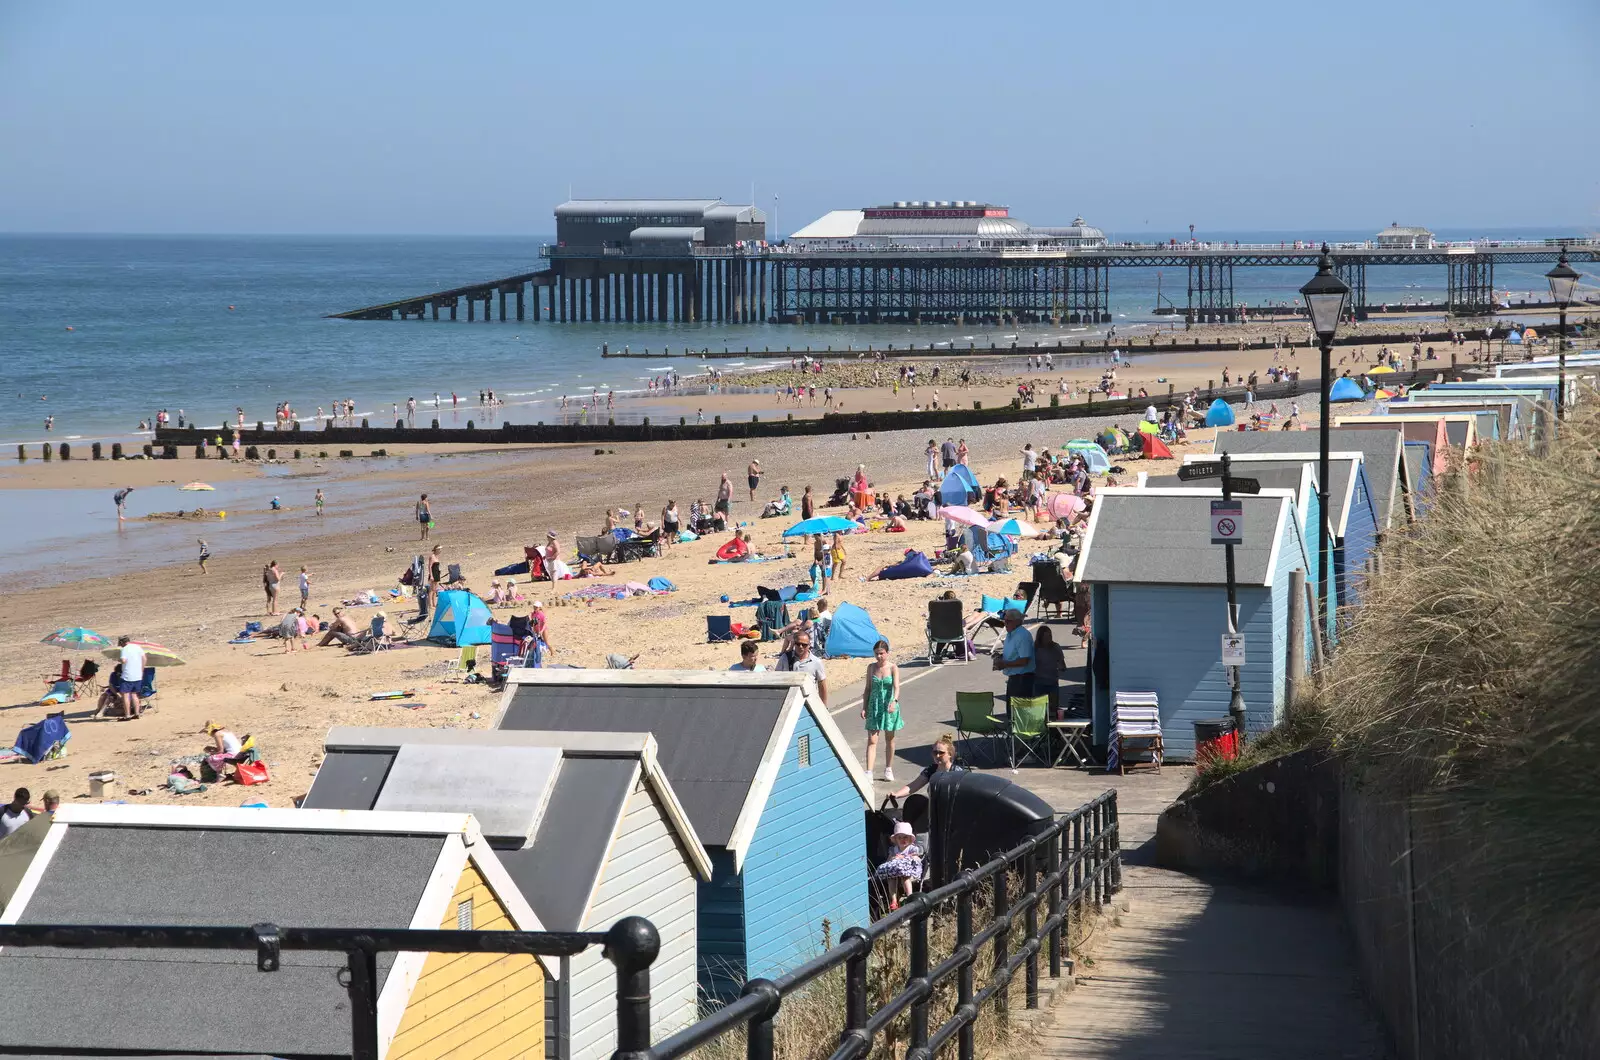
top-left (14, 712), bottom-right (70, 764)
top-left (707, 615), bottom-right (735, 643)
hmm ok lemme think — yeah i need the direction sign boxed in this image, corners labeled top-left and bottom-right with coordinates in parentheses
top-left (1222, 633), bottom-right (1247, 667)
top-left (1211, 500), bottom-right (1243, 545)
top-left (1229, 477), bottom-right (1261, 495)
top-left (1177, 462), bottom-right (1221, 482)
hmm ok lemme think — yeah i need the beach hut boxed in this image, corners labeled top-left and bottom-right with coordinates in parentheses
top-left (494, 670), bottom-right (872, 1001)
top-left (1399, 398), bottom-right (1525, 443)
top-left (1336, 414), bottom-right (1478, 470)
top-left (1215, 425), bottom-right (1412, 532)
top-left (1203, 398), bottom-right (1235, 427)
top-left (1401, 442), bottom-right (1433, 509)
top-left (1065, 439), bottom-right (1112, 473)
top-left (938, 464), bottom-right (979, 506)
top-left (304, 727), bottom-right (710, 1060)
top-left (1334, 417), bottom-right (1451, 480)
top-left (1190, 450), bottom-right (1378, 610)
top-left (0, 805), bottom-right (552, 1059)
top-left (1073, 489), bottom-right (1316, 759)
top-left (427, 588), bottom-right (494, 646)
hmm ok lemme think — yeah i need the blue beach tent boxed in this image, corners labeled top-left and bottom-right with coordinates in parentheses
top-left (1204, 399), bottom-right (1235, 427)
top-left (939, 465), bottom-right (980, 506)
top-left (1328, 377), bottom-right (1367, 403)
top-left (427, 589), bottom-right (494, 646)
top-left (1064, 440), bottom-right (1112, 474)
top-left (825, 602), bottom-right (887, 658)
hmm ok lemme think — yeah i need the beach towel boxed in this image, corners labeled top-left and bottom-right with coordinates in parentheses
top-left (495, 560), bottom-right (531, 577)
top-left (13, 713), bottom-right (70, 764)
top-left (647, 577), bottom-right (676, 592)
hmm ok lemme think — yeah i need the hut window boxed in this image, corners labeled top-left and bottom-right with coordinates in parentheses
top-left (456, 898), bottom-right (473, 930)
top-left (797, 733), bottom-right (812, 768)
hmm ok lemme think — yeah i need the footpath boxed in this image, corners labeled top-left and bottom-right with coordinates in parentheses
top-left (873, 636), bottom-right (1388, 1059)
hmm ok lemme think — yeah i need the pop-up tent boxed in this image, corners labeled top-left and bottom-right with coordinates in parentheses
top-left (427, 589), bottom-right (494, 646)
top-left (1065, 440), bottom-right (1112, 474)
top-left (1204, 399), bottom-right (1236, 427)
top-left (874, 550), bottom-right (933, 581)
top-left (825, 602), bottom-right (887, 658)
top-left (939, 464), bottom-right (980, 506)
top-left (1328, 377), bottom-right (1367, 402)
top-left (1139, 432), bottom-right (1173, 459)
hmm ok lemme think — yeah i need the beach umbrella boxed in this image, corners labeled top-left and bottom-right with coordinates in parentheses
top-left (1374, 387), bottom-right (1397, 400)
top-left (1522, 327), bottom-right (1538, 341)
top-left (101, 641), bottom-right (186, 667)
top-left (1368, 365), bottom-right (1395, 374)
top-left (178, 482), bottom-right (216, 492)
top-left (988, 517), bottom-right (1041, 538)
top-left (1046, 493), bottom-right (1085, 521)
top-left (782, 515), bottom-right (858, 537)
top-left (934, 505), bottom-right (990, 528)
top-left (40, 628), bottom-right (111, 649)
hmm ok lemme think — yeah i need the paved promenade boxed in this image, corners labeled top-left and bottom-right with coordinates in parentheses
top-left (845, 621), bottom-right (1388, 1059)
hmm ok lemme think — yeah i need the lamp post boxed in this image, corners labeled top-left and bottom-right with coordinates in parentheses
top-left (1300, 245), bottom-right (1350, 632)
top-left (1545, 250), bottom-right (1579, 422)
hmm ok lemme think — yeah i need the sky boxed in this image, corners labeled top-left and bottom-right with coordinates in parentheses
top-left (2, 0), bottom-right (1597, 237)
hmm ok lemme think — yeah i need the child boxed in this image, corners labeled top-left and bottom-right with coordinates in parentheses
top-left (298, 566), bottom-right (311, 610)
top-left (197, 538), bottom-right (210, 574)
top-left (874, 822), bottom-right (923, 903)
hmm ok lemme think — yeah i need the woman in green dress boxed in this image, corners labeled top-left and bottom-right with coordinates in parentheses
top-left (860, 639), bottom-right (903, 782)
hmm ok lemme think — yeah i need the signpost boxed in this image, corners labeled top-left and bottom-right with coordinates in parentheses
top-left (1221, 633), bottom-right (1246, 666)
top-left (1210, 500), bottom-right (1243, 545)
top-left (1218, 454), bottom-right (1247, 739)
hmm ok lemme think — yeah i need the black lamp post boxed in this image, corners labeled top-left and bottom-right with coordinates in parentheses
top-left (1300, 245), bottom-right (1350, 632)
top-left (1545, 250), bottom-right (1579, 421)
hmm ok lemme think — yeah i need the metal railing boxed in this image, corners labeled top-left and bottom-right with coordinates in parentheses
top-left (0, 792), bottom-right (1121, 1060)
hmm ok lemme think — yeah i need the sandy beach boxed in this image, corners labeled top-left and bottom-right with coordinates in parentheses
top-left (0, 336), bottom-right (1436, 809)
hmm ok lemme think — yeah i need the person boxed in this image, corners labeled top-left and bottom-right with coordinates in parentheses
top-left (202, 721), bottom-right (245, 780)
top-left (940, 437), bottom-right (957, 471)
top-left (416, 494), bottom-right (432, 541)
top-left (263, 560), bottom-right (281, 615)
top-left (830, 531), bottom-right (847, 581)
top-left (719, 531), bottom-right (752, 562)
top-left (730, 640), bottom-right (766, 672)
top-left (861, 640), bottom-right (903, 781)
top-left (298, 565), bottom-right (312, 610)
top-left (801, 484), bottom-right (815, 521)
top-left (956, 438), bottom-right (969, 466)
top-left (116, 635), bottom-right (145, 719)
top-left (776, 629), bottom-right (828, 704)
top-left (889, 732), bottom-right (963, 799)
top-left (953, 544), bottom-right (977, 575)
top-left (1021, 443), bottom-right (1037, 481)
top-left (530, 600), bottom-right (550, 653)
top-left (715, 472), bottom-right (733, 523)
top-left (318, 607), bottom-right (362, 647)
top-left (993, 609), bottom-right (1035, 706)
top-left (747, 459), bottom-right (762, 501)
top-left (926, 439), bottom-right (940, 479)
top-left (427, 545), bottom-right (444, 613)
top-left (810, 535), bottom-right (832, 595)
top-left (39, 790), bottom-right (59, 817)
top-left (314, 488), bottom-right (325, 517)
top-left (279, 608), bottom-right (306, 653)
top-left (1, 789), bottom-right (31, 837)
top-left (662, 499), bottom-right (680, 549)
top-left (113, 486), bottom-right (134, 523)
top-left (1033, 625), bottom-right (1067, 711)
top-left (196, 538), bottom-right (210, 574)
top-left (577, 557), bottom-right (614, 577)
top-left (369, 610), bottom-right (394, 647)
top-left (874, 821), bottom-right (923, 903)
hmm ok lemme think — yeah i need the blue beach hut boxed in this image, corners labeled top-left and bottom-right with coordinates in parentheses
top-left (495, 669), bottom-right (873, 1001)
top-left (1203, 399), bottom-right (1235, 427)
top-left (1073, 489), bottom-right (1316, 759)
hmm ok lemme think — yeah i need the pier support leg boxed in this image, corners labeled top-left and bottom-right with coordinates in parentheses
top-left (532, 285), bottom-right (540, 322)
top-left (516, 286), bottom-right (524, 321)
top-left (499, 289), bottom-right (507, 322)
top-left (468, 296), bottom-right (475, 322)
top-left (432, 302), bottom-right (439, 321)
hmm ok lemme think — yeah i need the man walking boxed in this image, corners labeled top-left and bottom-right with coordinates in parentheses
top-left (747, 459), bottom-right (762, 501)
top-left (777, 631), bottom-right (828, 705)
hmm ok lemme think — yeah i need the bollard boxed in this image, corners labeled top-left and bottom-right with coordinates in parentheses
top-left (42, 443), bottom-right (53, 461)
top-left (266, 449), bottom-right (276, 461)
top-left (142, 444), bottom-right (153, 458)
top-left (17, 445), bottom-right (26, 462)
top-left (112, 442), bottom-right (124, 459)
top-left (603, 917), bottom-right (660, 1060)
top-left (244, 446), bottom-right (259, 460)
top-left (193, 445), bottom-right (204, 459)
top-left (59, 443), bottom-right (71, 460)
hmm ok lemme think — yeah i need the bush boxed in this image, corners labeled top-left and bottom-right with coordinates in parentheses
top-left (361, 418), bottom-right (369, 428)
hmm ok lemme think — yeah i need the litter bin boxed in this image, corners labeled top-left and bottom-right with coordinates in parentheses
top-left (1193, 716), bottom-right (1240, 772)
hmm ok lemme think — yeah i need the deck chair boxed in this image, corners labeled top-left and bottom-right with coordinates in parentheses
top-left (756, 598), bottom-right (789, 642)
top-left (1031, 561), bottom-right (1072, 619)
top-left (617, 529), bottom-right (661, 562)
top-left (970, 594), bottom-right (1026, 654)
top-left (926, 599), bottom-right (968, 663)
top-left (445, 563), bottom-right (465, 585)
top-left (576, 533), bottom-right (619, 563)
top-left (449, 645), bottom-right (478, 673)
top-left (1007, 695), bottom-right (1052, 769)
top-left (954, 691), bottom-right (1005, 766)
top-left (1110, 691), bottom-right (1163, 775)
top-left (706, 614), bottom-right (735, 643)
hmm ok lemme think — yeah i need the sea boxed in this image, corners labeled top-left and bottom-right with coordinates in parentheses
top-left (0, 227), bottom-right (1577, 447)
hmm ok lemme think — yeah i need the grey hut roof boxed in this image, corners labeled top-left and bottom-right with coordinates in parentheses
top-left (304, 728), bottom-right (710, 933)
top-left (1074, 490), bottom-right (1291, 587)
top-left (1186, 453), bottom-right (1364, 534)
top-left (1145, 465), bottom-right (1311, 499)
top-left (493, 671), bottom-right (871, 862)
top-left (556, 198), bottom-right (721, 217)
top-left (1213, 428), bottom-right (1403, 530)
top-left (0, 808), bottom-right (468, 1059)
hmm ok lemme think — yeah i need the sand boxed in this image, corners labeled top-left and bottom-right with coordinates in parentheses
top-left (0, 336), bottom-right (1440, 810)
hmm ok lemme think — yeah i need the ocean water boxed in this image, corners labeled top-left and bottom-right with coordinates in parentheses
top-left (0, 228), bottom-right (1573, 445)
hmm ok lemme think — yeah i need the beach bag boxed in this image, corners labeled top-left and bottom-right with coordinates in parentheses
top-left (234, 761), bottom-right (270, 786)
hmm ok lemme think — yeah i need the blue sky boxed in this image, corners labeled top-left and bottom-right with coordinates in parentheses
top-left (2, 0), bottom-right (1596, 236)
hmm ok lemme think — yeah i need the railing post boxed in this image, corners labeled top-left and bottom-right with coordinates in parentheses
top-left (1023, 846), bottom-right (1039, 1009)
top-left (741, 978), bottom-right (782, 1060)
top-left (909, 897), bottom-right (930, 1052)
top-left (840, 926), bottom-right (872, 1060)
top-left (992, 866), bottom-right (1010, 1018)
top-left (1046, 829), bottom-right (1062, 979)
top-left (605, 916), bottom-right (661, 1060)
top-left (957, 887), bottom-right (975, 1060)
top-left (1091, 802), bottom-right (1104, 907)
top-left (346, 944), bottom-right (381, 1060)
top-left (1072, 813), bottom-right (1084, 920)
top-left (1108, 795), bottom-right (1123, 895)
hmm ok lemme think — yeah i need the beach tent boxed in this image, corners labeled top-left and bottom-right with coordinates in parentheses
top-left (1507, 330), bottom-right (1523, 344)
top-left (825, 602), bottom-right (887, 658)
top-left (874, 550), bottom-right (934, 580)
top-left (1328, 377), bottom-right (1366, 402)
top-left (427, 589), bottom-right (493, 646)
top-left (1204, 399), bottom-right (1235, 427)
top-left (938, 465), bottom-right (979, 506)
top-left (1139, 432), bottom-right (1173, 459)
top-left (1137, 420), bottom-right (1161, 435)
top-left (1065, 440), bottom-right (1112, 474)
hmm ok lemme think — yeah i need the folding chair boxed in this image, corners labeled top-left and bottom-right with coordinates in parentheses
top-left (706, 615), bottom-right (735, 643)
top-left (925, 599), bottom-right (968, 663)
top-left (449, 645), bottom-right (478, 673)
top-left (445, 563), bottom-right (465, 585)
top-left (576, 534), bottom-right (619, 563)
top-left (954, 691), bottom-right (1005, 766)
top-left (617, 530), bottom-right (661, 563)
top-left (1007, 695), bottom-right (1052, 768)
top-left (1031, 560), bottom-right (1072, 619)
top-left (1111, 691), bottom-right (1163, 774)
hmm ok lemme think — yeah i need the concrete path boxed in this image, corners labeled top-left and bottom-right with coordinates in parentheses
top-left (839, 617), bottom-right (1389, 1059)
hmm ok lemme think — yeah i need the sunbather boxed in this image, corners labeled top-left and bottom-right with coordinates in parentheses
top-left (577, 558), bottom-right (614, 578)
top-left (318, 608), bottom-right (362, 647)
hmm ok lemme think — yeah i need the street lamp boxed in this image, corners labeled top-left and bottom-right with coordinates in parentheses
top-left (1545, 250), bottom-right (1579, 421)
top-left (1300, 244), bottom-right (1350, 632)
